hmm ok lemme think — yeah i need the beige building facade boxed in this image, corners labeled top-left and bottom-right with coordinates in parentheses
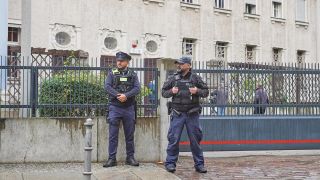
top-left (7, 0), bottom-right (320, 65)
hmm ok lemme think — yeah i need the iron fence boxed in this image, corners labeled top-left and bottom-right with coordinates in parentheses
top-left (1, 55), bottom-right (320, 118)
top-left (0, 55), bottom-right (159, 118)
top-left (190, 61), bottom-right (320, 116)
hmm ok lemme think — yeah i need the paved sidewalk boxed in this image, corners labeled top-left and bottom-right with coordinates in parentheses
top-left (1, 155), bottom-right (320, 180)
top-left (174, 155), bottom-right (320, 179)
top-left (0, 163), bottom-right (179, 180)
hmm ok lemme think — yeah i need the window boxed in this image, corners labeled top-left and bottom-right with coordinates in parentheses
top-left (297, 50), bottom-right (306, 64)
top-left (272, 1), bottom-right (282, 18)
top-left (104, 37), bottom-right (118, 50)
top-left (181, 0), bottom-right (193, 3)
top-left (7, 47), bottom-right (20, 78)
top-left (215, 0), bottom-right (225, 9)
top-left (245, 3), bottom-right (256, 14)
top-left (296, 0), bottom-right (307, 21)
top-left (7, 27), bottom-right (21, 77)
top-left (245, 45), bottom-right (256, 63)
top-left (100, 55), bottom-right (117, 68)
top-left (8, 27), bottom-right (19, 44)
top-left (55, 32), bottom-right (71, 46)
top-left (146, 40), bottom-right (158, 53)
top-left (215, 42), bottom-right (228, 61)
top-left (273, 48), bottom-right (282, 63)
top-left (182, 39), bottom-right (196, 59)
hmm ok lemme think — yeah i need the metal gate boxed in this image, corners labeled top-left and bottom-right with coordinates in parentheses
top-left (180, 62), bottom-right (320, 151)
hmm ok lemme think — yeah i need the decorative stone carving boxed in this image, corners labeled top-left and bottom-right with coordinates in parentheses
top-left (143, 33), bottom-right (163, 57)
top-left (100, 29), bottom-right (124, 55)
top-left (49, 23), bottom-right (79, 50)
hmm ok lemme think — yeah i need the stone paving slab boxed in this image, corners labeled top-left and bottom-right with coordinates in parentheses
top-left (93, 163), bottom-right (180, 180)
top-left (0, 163), bottom-right (179, 180)
top-left (173, 155), bottom-right (320, 180)
top-left (2, 155), bottom-right (320, 180)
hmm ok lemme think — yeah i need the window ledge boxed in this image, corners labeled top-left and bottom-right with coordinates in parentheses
top-left (214, 8), bottom-right (232, 16)
top-left (180, 2), bottom-right (200, 12)
top-left (271, 17), bottom-right (286, 25)
top-left (244, 13), bottom-right (260, 21)
top-left (8, 42), bottom-right (20, 46)
top-left (295, 21), bottom-right (309, 29)
top-left (143, 0), bottom-right (165, 6)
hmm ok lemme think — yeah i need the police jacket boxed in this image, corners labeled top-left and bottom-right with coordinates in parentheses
top-left (104, 68), bottom-right (141, 107)
top-left (161, 71), bottom-right (209, 112)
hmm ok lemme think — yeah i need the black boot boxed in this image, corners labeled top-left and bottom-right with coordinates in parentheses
top-left (125, 157), bottom-right (139, 166)
top-left (165, 164), bottom-right (176, 173)
top-left (103, 159), bottom-right (117, 168)
top-left (195, 165), bottom-right (207, 173)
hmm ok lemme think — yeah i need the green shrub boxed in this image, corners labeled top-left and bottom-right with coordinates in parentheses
top-left (136, 85), bottom-right (152, 105)
top-left (39, 72), bottom-right (151, 117)
top-left (39, 54), bottom-right (152, 117)
top-left (39, 71), bottom-right (108, 117)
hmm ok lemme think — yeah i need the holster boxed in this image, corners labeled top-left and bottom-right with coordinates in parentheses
top-left (172, 109), bottom-right (182, 116)
top-left (134, 100), bottom-right (137, 120)
top-left (167, 101), bottom-right (172, 115)
top-left (187, 106), bottom-right (202, 115)
top-left (106, 104), bottom-right (110, 123)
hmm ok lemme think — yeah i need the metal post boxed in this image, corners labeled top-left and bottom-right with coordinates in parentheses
top-left (83, 117), bottom-right (94, 180)
top-left (317, 0), bottom-right (320, 61)
top-left (30, 67), bottom-right (38, 117)
top-left (0, 0), bottom-right (8, 92)
top-left (21, 0), bottom-right (32, 117)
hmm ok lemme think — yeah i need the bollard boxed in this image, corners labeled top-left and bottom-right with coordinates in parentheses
top-left (83, 117), bottom-right (94, 180)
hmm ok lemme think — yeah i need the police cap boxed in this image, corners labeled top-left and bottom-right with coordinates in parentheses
top-left (116, 51), bottom-right (131, 61)
top-left (174, 56), bottom-right (191, 64)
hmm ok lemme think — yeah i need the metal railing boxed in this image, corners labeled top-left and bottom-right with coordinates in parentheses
top-left (1, 55), bottom-right (320, 118)
top-left (0, 56), bottom-right (159, 118)
top-left (191, 61), bottom-right (320, 116)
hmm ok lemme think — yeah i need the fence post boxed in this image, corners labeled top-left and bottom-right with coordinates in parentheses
top-left (0, 0), bottom-right (8, 93)
top-left (30, 67), bottom-right (38, 117)
top-left (157, 58), bottom-right (176, 161)
top-left (83, 116), bottom-right (94, 180)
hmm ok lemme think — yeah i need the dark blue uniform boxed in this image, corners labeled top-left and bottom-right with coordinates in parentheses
top-left (104, 67), bottom-right (140, 161)
top-left (162, 57), bottom-right (209, 173)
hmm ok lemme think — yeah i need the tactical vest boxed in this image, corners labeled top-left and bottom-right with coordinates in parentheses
top-left (171, 73), bottom-right (200, 111)
top-left (112, 68), bottom-right (135, 93)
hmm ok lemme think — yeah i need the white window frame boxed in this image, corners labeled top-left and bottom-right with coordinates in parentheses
top-left (7, 27), bottom-right (20, 46)
top-left (245, 45), bottom-right (256, 63)
top-left (297, 50), bottom-right (306, 64)
top-left (272, 0), bottom-right (282, 18)
top-left (245, 3), bottom-right (256, 15)
top-left (182, 38), bottom-right (196, 60)
top-left (272, 48), bottom-right (282, 63)
top-left (215, 0), bottom-right (229, 9)
top-left (181, 0), bottom-right (198, 4)
top-left (215, 42), bottom-right (228, 61)
top-left (296, 0), bottom-right (307, 22)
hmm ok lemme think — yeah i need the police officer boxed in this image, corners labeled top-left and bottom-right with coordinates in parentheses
top-left (103, 51), bottom-right (141, 167)
top-left (162, 56), bottom-right (209, 173)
